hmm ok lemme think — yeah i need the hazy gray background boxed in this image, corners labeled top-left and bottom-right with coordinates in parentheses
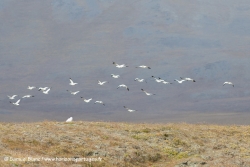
top-left (1, 0), bottom-right (250, 124)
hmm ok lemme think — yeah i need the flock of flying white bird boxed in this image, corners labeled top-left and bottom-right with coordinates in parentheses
top-left (7, 61), bottom-right (234, 122)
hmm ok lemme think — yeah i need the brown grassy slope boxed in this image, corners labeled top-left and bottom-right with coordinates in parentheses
top-left (1, 121), bottom-right (250, 167)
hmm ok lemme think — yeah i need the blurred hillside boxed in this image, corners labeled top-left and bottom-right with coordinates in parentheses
top-left (1, 0), bottom-right (250, 123)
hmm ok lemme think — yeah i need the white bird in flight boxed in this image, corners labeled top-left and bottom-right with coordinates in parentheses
top-left (42, 87), bottom-right (51, 94)
top-left (113, 62), bottom-right (128, 68)
top-left (174, 79), bottom-right (186, 83)
top-left (152, 76), bottom-right (164, 83)
top-left (69, 78), bottom-right (78, 86)
top-left (180, 77), bottom-right (196, 82)
top-left (81, 97), bottom-right (92, 103)
top-left (117, 84), bottom-right (129, 91)
top-left (134, 78), bottom-right (147, 83)
top-left (10, 99), bottom-right (21, 106)
top-left (27, 86), bottom-right (36, 90)
top-left (162, 81), bottom-right (172, 84)
top-left (98, 80), bottom-right (108, 85)
top-left (111, 74), bottom-right (120, 78)
top-left (22, 95), bottom-right (35, 98)
top-left (141, 89), bottom-right (156, 96)
top-left (38, 87), bottom-right (48, 91)
top-left (136, 65), bottom-right (151, 69)
top-left (67, 90), bottom-right (80, 95)
top-left (152, 76), bottom-right (172, 84)
top-left (66, 117), bottom-right (73, 122)
top-left (124, 106), bottom-right (137, 112)
top-left (7, 95), bottom-right (18, 100)
top-left (95, 101), bottom-right (105, 106)
top-left (223, 82), bottom-right (234, 87)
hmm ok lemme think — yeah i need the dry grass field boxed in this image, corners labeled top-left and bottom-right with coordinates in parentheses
top-left (1, 121), bottom-right (250, 167)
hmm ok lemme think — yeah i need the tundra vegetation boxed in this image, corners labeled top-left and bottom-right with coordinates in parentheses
top-left (0, 121), bottom-right (250, 166)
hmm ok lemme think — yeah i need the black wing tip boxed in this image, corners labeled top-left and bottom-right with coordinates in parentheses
top-left (148, 67), bottom-right (151, 69)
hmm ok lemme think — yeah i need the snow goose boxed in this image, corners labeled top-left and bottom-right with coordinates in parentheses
top-left (80, 97), bottom-right (92, 103)
top-left (136, 65), bottom-right (151, 69)
top-left (66, 90), bottom-right (80, 95)
top-left (66, 117), bottom-right (73, 122)
top-left (98, 80), bottom-right (108, 85)
top-left (152, 77), bottom-right (172, 84)
top-left (180, 77), bottom-right (196, 82)
top-left (38, 87), bottom-right (48, 91)
top-left (134, 78), bottom-right (147, 83)
top-left (117, 84), bottom-right (129, 91)
top-left (111, 74), bottom-right (120, 78)
top-left (152, 76), bottom-right (164, 83)
top-left (162, 81), bottom-right (172, 84)
top-left (42, 87), bottom-right (51, 94)
top-left (22, 95), bottom-right (35, 98)
top-left (7, 95), bottom-right (18, 100)
top-left (223, 82), bottom-right (234, 87)
top-left (174, 79), bottom-right (186, 83)
top-left (10, 99), bottom-right (21, 106)
top-left (95, 101), bottom-right (105, 106)
top-left (113, 62), bottom-right (128, 68)
top-left (141, 89), bottom-right (156, 96)
top-left (27, 86), bottom-right (36, 90)
top-left (123, 106), bottom-right (137, 112)
top-left (69, 78), bottom-right (78, 86)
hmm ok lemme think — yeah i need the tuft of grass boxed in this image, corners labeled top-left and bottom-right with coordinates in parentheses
top-left (148, 153), bottom-right (162, 162)
top-left (164, 148), bottom-right (189, 159)
top-left (176, 151), bottom-right (189, 159)
top-left (131, 134), bottom-right (149, 141)
top-left (142, 128), bottom-right (151, 133)
top-left (172, 137), bottom-right (188, 147)
top-left (164, 148), bottom-right (179, 157)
